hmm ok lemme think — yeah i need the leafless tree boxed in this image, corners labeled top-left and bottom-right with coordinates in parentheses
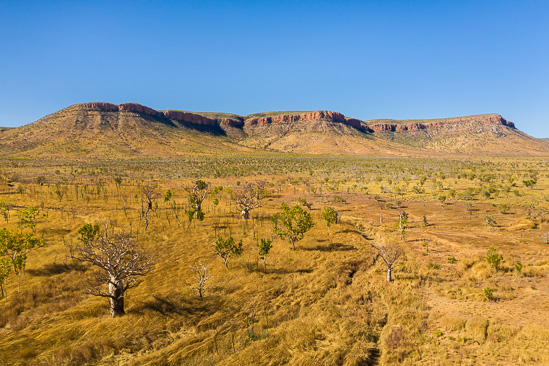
top-left (231, 182), bottom-right (266, 220)
top-left (141, 183), bottom-right (158, 212)
top-left (377, 243), bottom-right (403, 282)
top-left (69, 223), bottom-right (153, 317)
top-left (190, 261), bottom-right (210, 299)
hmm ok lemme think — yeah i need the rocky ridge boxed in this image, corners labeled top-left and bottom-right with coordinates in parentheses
top-left (74, 103), bottom-right (363, 131)
top-left (365, 114), bottom-right (515, 132)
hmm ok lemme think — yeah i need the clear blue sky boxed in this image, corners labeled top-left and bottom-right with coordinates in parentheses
top-left (1, 0), bottom-right (548, 137)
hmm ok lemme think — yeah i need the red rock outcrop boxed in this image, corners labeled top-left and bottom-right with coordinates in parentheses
top-left (245, 111), bottom-right (347, 126)
top-left (367, 114), bottom-right (515, 132)
top-left (78, 102), bottom-right (118, 111)
top-left (219, 118), bottom-right (245, 128)
top-left (162, 110), bottom-right (216, 126)
top-left (119, 103), bottom-right (162, 117)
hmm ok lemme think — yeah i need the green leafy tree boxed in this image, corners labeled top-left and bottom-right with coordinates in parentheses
top-left (298, 198), bottom-right (313, 210)
top-left (396, 211), bottom-right (408, 240)
top-left (522, 179), bottom-right (537, 190)
top-left (272, 203), bottom-right (314, 250)
top-left (321, 207), bottom-right (339, 235)
top-left (0, 199), bottom-right (12, 223)
top-left (486, 246), bottom-right (503, 271)
top-left (214, 236), bottom-right (243, 269)
top-left (185, 180), bottom-right (209, 220)
top-left (0, 228), bottom-right (45, 292)
top-left (0, 258), bottom-right (11, 298)
top-left (258, 238), bottom-right (273, 272)
top-left (18, 206), bottom-right (40, 233)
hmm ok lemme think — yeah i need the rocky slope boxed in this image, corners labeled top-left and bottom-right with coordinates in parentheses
top-left (0, 102), bottom-right (547, 158)
top-left (365, 114), bottom-right (548, 155)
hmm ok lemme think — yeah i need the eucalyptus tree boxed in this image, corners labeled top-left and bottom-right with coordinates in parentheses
top-left (0, 228), bottom-right (45, 292)
top-left (272, 203), bottom-right (314, 250)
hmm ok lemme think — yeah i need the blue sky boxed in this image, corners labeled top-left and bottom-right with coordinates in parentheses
top-left (1, 0), bottom-right (548, 137)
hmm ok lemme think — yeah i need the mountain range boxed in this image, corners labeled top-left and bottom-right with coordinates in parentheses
top-left (0, 102), bottom-right (547, 158)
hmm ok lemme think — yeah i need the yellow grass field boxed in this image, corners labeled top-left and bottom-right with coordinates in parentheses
top-left (0, 156), bottom-right (548, 365)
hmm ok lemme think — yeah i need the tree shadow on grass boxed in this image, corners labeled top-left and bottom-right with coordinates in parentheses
top-left (302, 242), bottom-right (357, 252)
top-left (137, 294), bottom-right (219, 319)
top-left (27, 261), bottom-right (87, 277)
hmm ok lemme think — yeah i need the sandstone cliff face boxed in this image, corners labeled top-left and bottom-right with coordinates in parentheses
top-left (72, 103), bottom-right (515, 135)
top-left (245, 111), bottom-right (346, 126)
top-left (367, 114), bottom-right (515, 132)
top-left (74, 104), bottom-right (363, 130)
top-left (76, 102), bottom-right (218, 126)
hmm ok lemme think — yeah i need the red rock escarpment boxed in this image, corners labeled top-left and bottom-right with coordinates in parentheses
top-left (367, 114), bottom-right (515, 132)
top-left (76, 102), bottom-right (219, 126)
top-left (245, 111), bottom-right (348, 126)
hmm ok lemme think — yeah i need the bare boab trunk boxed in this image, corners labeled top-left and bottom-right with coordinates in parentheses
top-left (109, 279), bottom-right (125, 316)
top-left (70, 222), bottom-right (152, 317)
top-left (377, 243), bottom-right (403, 283)
top-left (232, 182), bottom-right (265, 221)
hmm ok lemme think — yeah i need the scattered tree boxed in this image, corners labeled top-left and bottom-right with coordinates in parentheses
top-left (0, 199), bottom-right (12, 223)
top-left (231, 182), bottom-right (265, 220)
top-left (141, 182), bottom-right (158, 212)
top-left (190, 261), bottom-right (210, 299)
top-left (258, 238), bottom-right (273, 272)
top-left (272, 203), bottom-right (314, 250)
top-left (377, 243), bottom-right (403, 282)
top-left (69, 223), bottom-right (153, 317)
top-left (0, 228), bottom-right (45, 292)
top-left (321, 207), bottom-right (339, 235)
top-left (18, 206), bottom-right (40, 233)
top-left (0, 258), bottom-right (11, 298)
top-left (213, 235), bottom-right (243, 269)
top-left (185, 180), bottom-right (209, 220)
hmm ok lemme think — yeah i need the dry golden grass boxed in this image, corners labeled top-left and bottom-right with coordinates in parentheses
top-left (0, 156), bottom-right (548, 365)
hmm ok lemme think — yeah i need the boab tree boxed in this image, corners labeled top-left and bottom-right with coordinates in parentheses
top-left (377, 243), bottom-right (403, 282)
top-left (69, 223), bottom-right (152, 317)
top-left (231, 182), bottom-right (266, 220)
top-left (272, 203), bottom-right (314, 250)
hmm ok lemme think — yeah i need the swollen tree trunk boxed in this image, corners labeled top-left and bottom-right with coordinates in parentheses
top-left (109, 279), bottom-right (125, 317)
top-left (387, 267), bottom-right (392, 283)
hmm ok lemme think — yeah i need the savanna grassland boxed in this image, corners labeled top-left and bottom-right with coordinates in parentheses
top-left (0, 155), bottom-right (548, 365)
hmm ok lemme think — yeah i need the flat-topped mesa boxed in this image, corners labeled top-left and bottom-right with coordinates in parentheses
top-left (75, 102), bottom-right (218, 126)
top-left (245, 110), bottom-right (347, 126)
top-left (367, 114), bottom-right (515, 132)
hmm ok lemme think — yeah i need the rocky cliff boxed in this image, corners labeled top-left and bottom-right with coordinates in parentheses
top-left (366, 114), bottom-right (515, 132)
top-left (74, 103), bottom-right (363, 131)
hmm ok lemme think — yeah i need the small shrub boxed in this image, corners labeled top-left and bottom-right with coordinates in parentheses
top-left (483, 287), bottom-right (494, 301)
top-left (447, 256), bottom-right (457, 264)
top-left (486, 246), bottom-right (503, 271)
